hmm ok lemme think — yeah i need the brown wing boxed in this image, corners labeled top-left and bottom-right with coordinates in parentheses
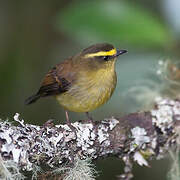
top-left (38, 58), bottom-right (75, 97)
top-left (25, 58), bottom-right (75, 105)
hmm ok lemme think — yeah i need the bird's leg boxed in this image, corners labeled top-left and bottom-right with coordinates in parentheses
top-left (65, 110), bottom-right (76, 133)
top-left (65, 110), bottom-right (76, 163)
top-left (85, 112), bottom-right (94, 124)
top-left (65, 110), bottom-right (70, 124)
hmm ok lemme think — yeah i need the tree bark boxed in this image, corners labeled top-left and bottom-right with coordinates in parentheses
top-left (0, 97), bottom-right (180, 179)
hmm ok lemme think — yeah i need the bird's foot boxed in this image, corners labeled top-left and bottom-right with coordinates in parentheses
top-left (66, 121), bottom-right (77, 134)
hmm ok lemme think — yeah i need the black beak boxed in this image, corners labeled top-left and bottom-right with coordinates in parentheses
top-left (116, 49), bottom-right (128, 57)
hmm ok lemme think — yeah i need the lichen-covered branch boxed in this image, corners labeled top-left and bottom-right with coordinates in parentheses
top-left (0, 97), bottom-right (180, 179)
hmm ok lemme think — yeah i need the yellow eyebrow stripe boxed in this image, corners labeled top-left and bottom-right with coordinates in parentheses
top-left (85, 49), bottom-right (117, 58)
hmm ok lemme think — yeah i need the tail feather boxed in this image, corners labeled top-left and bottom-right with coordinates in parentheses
top-left (25, 94), bottom-right (41, 105)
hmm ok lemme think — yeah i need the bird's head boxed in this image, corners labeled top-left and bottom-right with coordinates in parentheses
top-left (75, 43), bottom-right (127, 70)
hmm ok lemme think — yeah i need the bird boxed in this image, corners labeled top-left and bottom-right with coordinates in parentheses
top-left (25, 43), bottom-right (127, 124)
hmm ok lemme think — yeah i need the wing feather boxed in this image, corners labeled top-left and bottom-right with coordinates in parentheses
top-left (38, 59), bottom-right (74, 97)
top-left (25, 58), bottom-right (75, 104)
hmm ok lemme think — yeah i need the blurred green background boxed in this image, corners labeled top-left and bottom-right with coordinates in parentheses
top-left (0, 0), bottom-right (180, 179)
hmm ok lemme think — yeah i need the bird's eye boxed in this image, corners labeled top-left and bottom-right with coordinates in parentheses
top-left (103, 56), bottom-right (109, 61)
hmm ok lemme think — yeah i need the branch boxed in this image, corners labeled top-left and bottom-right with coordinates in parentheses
top-left (0, 97), bottom-right (180, 179)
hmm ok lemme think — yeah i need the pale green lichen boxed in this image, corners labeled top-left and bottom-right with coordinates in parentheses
top-left (168, 126), bottom-right (180, 180)
top-left (53, 157), bottom-right (97, 180)
top-left (0, 157), bottom-right (25, 180)
top-left (133, 151), bottom-right (149, 166)
top-left (151, 97), bottom-right (178, 133)
top-left (31, 165), bottom-right (43, 180)
top-left (130, 126), bottom-right (150, 151)
top-left (167, 149), bottom-right (180, 180)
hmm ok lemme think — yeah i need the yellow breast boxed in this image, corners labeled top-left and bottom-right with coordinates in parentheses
top-left (56, 64), bottom-right (117, 112)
